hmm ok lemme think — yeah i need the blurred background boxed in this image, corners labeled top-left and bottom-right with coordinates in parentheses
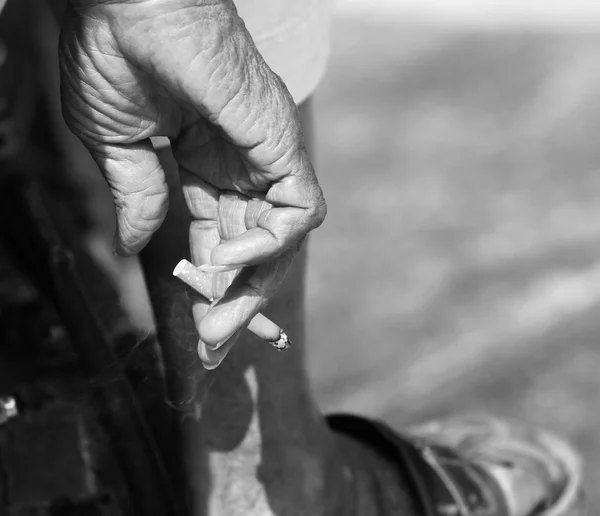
top-left (307, 0), bottom-right (600, 508)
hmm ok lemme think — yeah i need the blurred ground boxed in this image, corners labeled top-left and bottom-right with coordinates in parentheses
top-left (339, 0), bottom-right (600, 30)
top-left (306, 14), bottom-right (600, 507)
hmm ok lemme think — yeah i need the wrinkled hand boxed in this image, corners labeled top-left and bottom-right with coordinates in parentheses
top-left (59, 0), bottom-right (326, 368)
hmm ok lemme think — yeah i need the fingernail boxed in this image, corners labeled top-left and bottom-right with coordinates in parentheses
top-left (212, 337), bottom-right (230, 350)
top-left (205, 332), bottom-right (237, 351)
top-left (202, 356), bottom-right (224, 370)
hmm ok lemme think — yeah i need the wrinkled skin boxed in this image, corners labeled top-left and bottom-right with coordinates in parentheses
top-left (59, 0), bottom-right (326, 367)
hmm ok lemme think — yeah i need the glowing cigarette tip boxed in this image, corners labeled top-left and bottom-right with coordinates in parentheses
top-left (271, 330), bottom-right (291, 351)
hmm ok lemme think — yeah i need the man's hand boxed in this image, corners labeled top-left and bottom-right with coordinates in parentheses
top-left (59, 0), bottom-right (326, 368)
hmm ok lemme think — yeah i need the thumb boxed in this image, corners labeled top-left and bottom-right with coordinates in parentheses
top-left (87, 140), bottom-right (169, 255)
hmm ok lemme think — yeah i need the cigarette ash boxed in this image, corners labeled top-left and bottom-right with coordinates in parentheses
top-left (270, 330), bottom-right (291, 351)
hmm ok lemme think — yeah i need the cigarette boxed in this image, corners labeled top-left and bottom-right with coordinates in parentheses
top-left (172, 259), bottom-right (291, 351)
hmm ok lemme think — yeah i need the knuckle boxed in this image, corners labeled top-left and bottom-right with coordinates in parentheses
top-left (307, 197), bottom-right (327, 231)
top-left (313, 198), bottom-right (327, 227)
top-left (113, 184), bottom-right (169, 253)
top-left (241, 278), bottom-right (264, 300)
